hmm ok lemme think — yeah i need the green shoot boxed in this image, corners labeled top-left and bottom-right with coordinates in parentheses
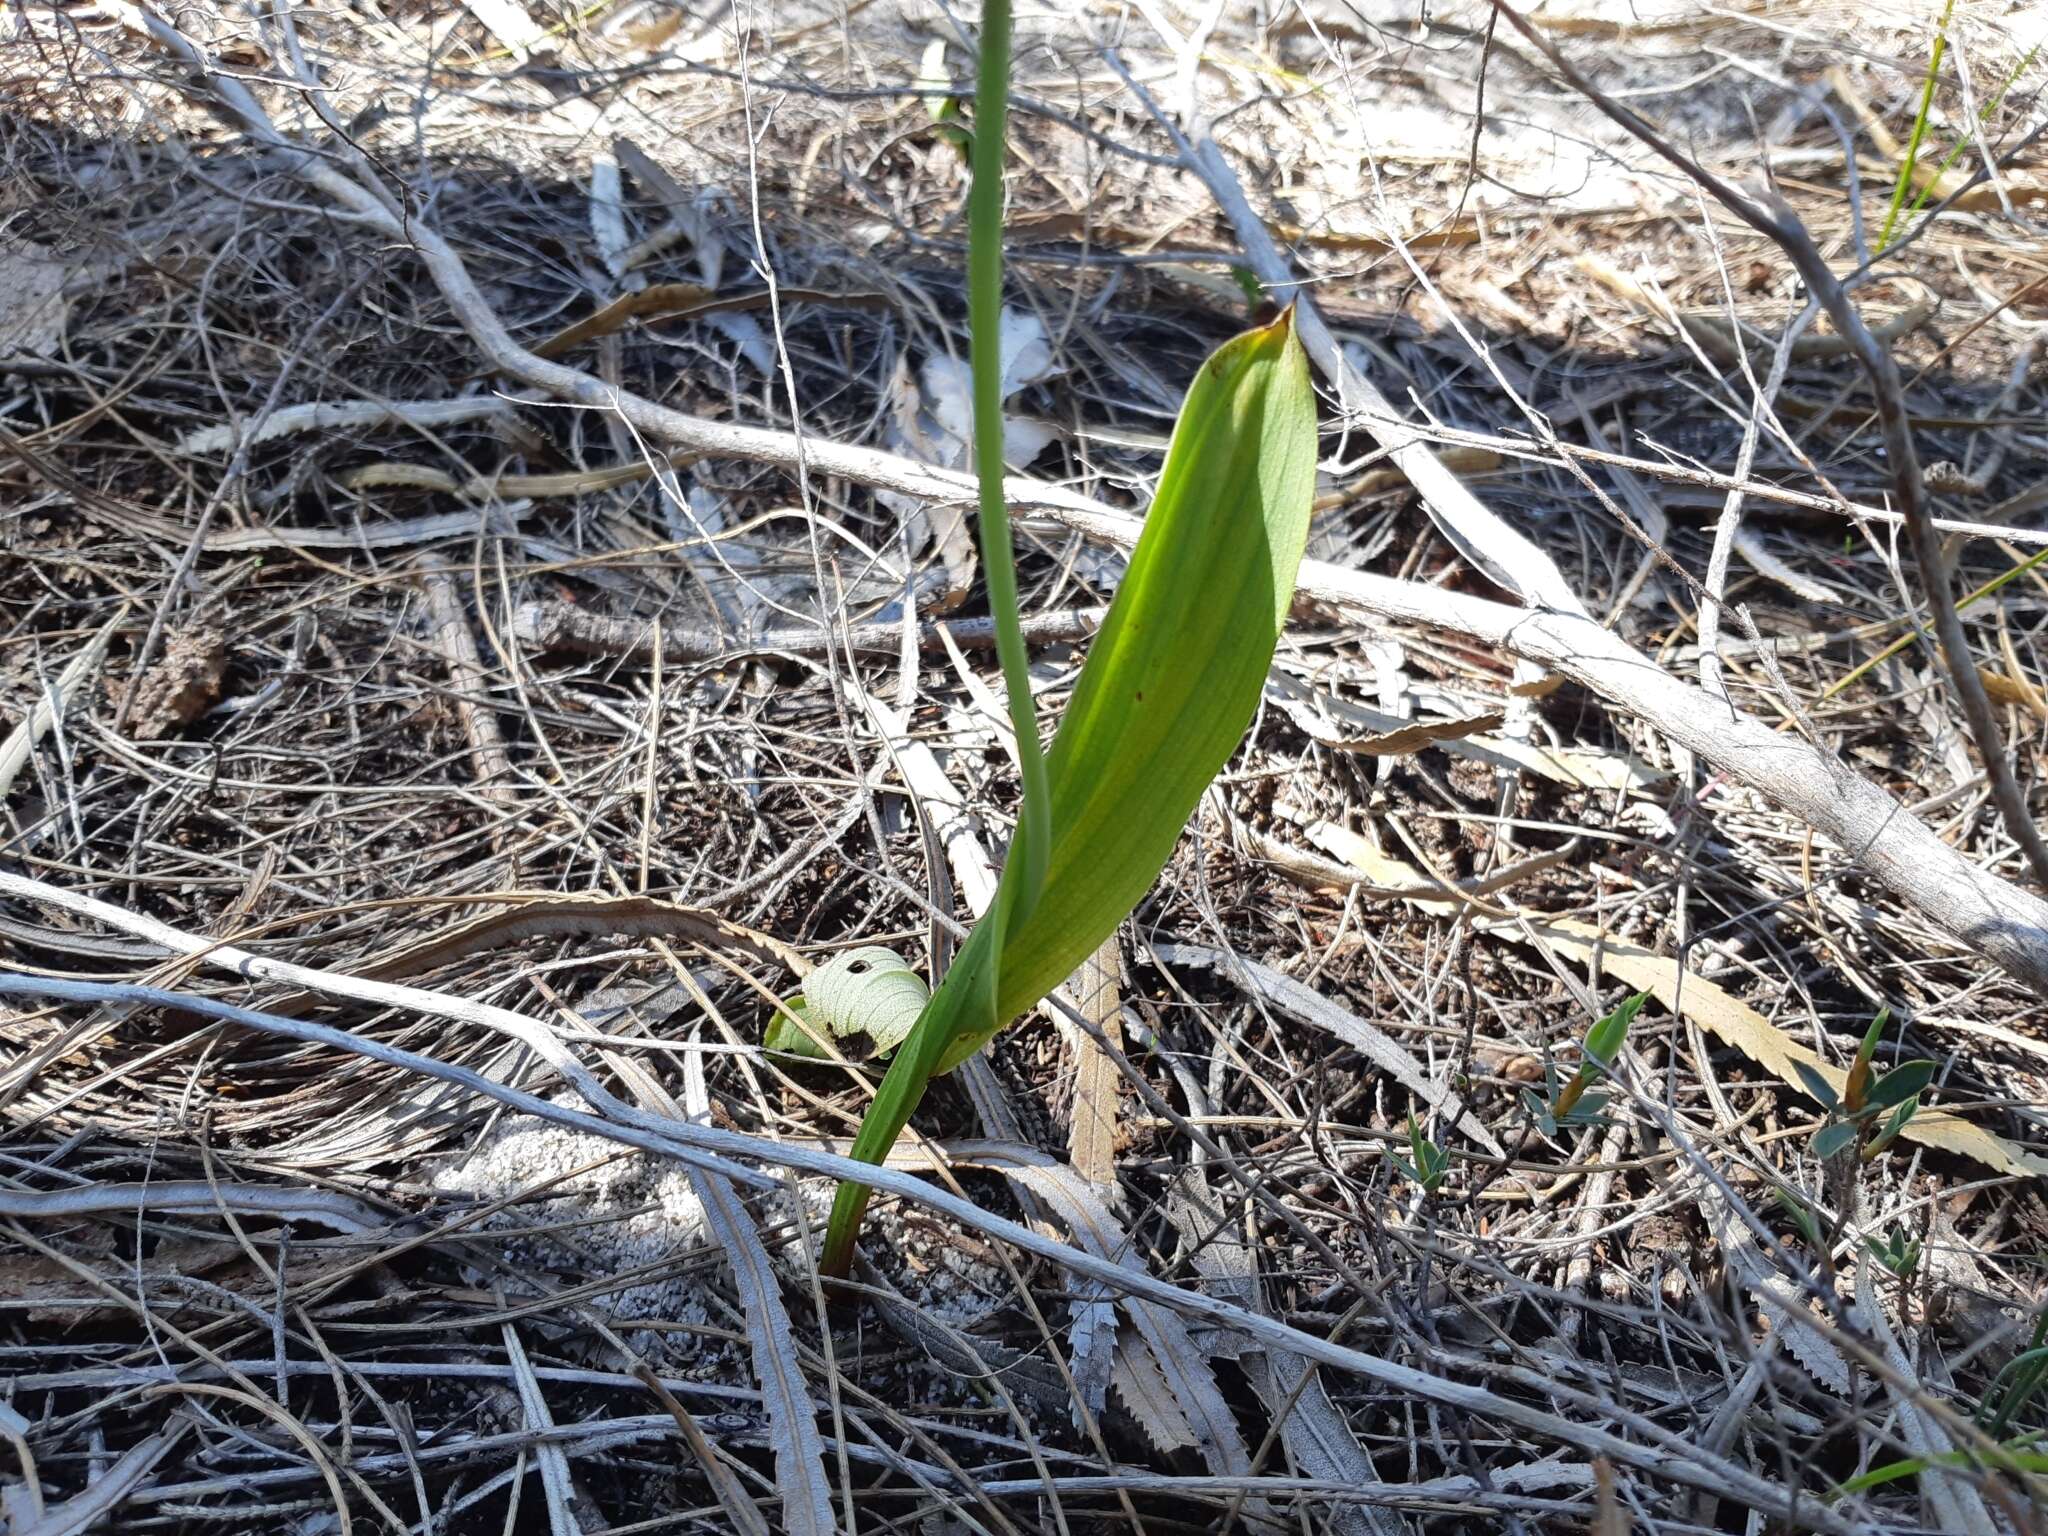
top-left (1864, 1224), bottom-right (1922, 1280)
top-left (1526, 990), bottom-right (1646, 1136)
top-left (1877, 0), bottom-right (1957, 252)
top-left (1892, 38), bottom-right (2044, 245)
top-left (963, 0), bottom-right (1050, 928)
top-left (1821, 547), bottom-right (2048, 704)
top-left (1775, 1184), bottom-right (1828, 1250)
top-left (1801, 1008), bottom-right (1935, 1163)
top-left (1986, 1311), bottom-right (2048, 1436)
top-left (817, 0), bottom-right (1318, 1277)
top-left (1392, 1113), bottom-right (1450, 1195)
top-left (1844, 1005), bottom-right (1889, 1112)
top-left (1830, 1434), bottom-right (2048, 1499)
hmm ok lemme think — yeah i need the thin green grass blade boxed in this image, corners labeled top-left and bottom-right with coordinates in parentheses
top-left (1878, 0), bottom-right (1957, 252)
top-left (1831, 1436), bottom-right (2048, 1498)
top-left (1899, 40), bottom-right (2041, 233)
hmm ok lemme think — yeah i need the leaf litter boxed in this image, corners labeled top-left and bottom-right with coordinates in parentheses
top-left (3, 1), bottom-right (2048, 1532)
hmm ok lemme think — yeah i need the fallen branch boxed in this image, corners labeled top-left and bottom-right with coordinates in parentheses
top-left (513, 599), bottom-right (1107, 665)
top-left (1490, 0), bottom-right (2048, 893)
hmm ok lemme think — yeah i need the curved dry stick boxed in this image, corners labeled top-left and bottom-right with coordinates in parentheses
top-left (1489, 0), bottom-right (2048, 894)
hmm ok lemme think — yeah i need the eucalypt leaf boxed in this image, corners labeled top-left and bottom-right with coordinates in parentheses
top-left (817, 306), bottom-right (1318, 1277)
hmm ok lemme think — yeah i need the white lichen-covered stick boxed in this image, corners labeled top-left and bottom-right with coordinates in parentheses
top-left (130, 8), bottom-right (2048, 999)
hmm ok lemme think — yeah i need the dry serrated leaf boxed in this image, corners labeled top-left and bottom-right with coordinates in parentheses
top-left (1062, 937), bottom-right (1124, 1187)
top-left (0, 241), bottom-right (72, 360)
top-left (1163, 1165), bottom-right (1404, 1536)
top-left (1752, 1284), bottom-right (1852, 1395)
top-left (1110, 1333), bottom-right (1199, 1452)
top-left (1336, 710), bottom-right (1507, 756)
top-left (966, 1146), bottom-right (1257, 1487)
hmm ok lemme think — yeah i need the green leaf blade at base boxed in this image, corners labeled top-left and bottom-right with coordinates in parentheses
top-left (977, 308), bottom-right (1318, 1041)
top-left (1813, 1121), bottom-right (1859, 1160)
top-left (820, 311), bottom-right (1318, 1273)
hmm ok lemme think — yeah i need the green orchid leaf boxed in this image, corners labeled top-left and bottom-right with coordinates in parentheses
top-left (766, 948), bottom-right (932, 1058)
top-left (1791, 1059), bottom-right (1839, 1111)
top-left (1813, 1120), bottom-right (1860, 1160)
top-left (821, 309), bottom-right (1317, 1274)
top-left (1867, 1058), bottom-right (1936, 1112)
top-left (958, 306), bottom-right (1315, 1050)
top-left (763, 997), bottom-right (833, 1059)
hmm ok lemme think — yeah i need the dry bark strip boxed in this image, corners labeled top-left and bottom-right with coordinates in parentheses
top-left (418, 557), bottom-right (521, 823)
top-left (134, 10), bottom-right (2048, 1010)
top-left (1061, 936), bottom-right (1124, 1187)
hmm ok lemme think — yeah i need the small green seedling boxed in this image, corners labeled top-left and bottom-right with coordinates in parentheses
top-left (1865, 1223), bottom-right (1922, 1281)
top-left (1392, 1112), bottom-right (1450, 1195)
top-left (1774, 1184), bottom-right (1829, 1250)
top-left (1797, 1009), bottom-right (1935, 1162)
top-left (1984, 1311), bottom-right (2048, 1437)
top-left (1523, 990), bottom-right (1647, 1138)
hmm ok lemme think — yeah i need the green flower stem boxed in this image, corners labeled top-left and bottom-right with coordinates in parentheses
top-left (967, 0), bottom-right (1051, 919)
